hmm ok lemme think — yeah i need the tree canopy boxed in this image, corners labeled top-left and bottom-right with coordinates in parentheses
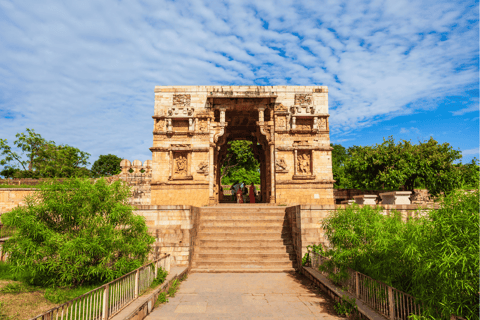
top-left (91, 154), bottom-right (123, 177)
top-left (1, 178), bottom-right (155, 286)
top-left (220, 140), bottom-right (260, 185)
top-left (337, 136), bottom-right (463, 195)
top-left (0, 128), bottom-right (90, 179)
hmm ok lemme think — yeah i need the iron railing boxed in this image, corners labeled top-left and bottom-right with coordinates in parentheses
top-left (311, 252), bottom-right (425, 320)
top-left (30, 254), bottom-right (171, 320)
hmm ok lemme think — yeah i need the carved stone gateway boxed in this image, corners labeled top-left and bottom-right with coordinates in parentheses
top-left (150, 86), bottom-right (334, 206)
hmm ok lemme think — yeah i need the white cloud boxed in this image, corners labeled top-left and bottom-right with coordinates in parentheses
top-left (462, 148), bottom-right (479, 155)
top-left (0, 0), bottom-right (478, 164)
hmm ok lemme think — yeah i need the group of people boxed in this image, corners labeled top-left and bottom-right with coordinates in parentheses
top-left (230, 182), bottom-right (257, 203)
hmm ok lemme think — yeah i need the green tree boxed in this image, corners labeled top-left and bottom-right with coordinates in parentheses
top-left (456, 157), bottom-right (479, 189)
top-left (343, 136), bottom-right (462, 196)
top-left (34, 143), bottom-right (91, 178)
top-left (1, 178), bottom-right (155, 287)
top-left (0, 129), bottom-right (90, 178)
top-left (220, 140), bottom-right (260, 185)
top-left (0, 128), bottom-right (49, 172)
top-left (330, 143), bottom-right (348, 188)
top-left (322, 189), bottom-right (479, 319)
top-left (91, 154), bottom-right (123, 177)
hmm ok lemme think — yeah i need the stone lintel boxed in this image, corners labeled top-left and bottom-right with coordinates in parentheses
top-left (149, 147), bottom-right (209, 152)
top-left (276, 146), bottom-right (333, 151)
top-left (292, 175), bottom-right (316, 180)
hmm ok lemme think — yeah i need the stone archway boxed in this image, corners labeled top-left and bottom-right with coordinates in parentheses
top-left (149, 86), bottom-right (335, 207)
top-left (211, 98), bottom-right (274, 203)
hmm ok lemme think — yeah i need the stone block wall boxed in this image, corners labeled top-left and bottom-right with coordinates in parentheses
top-left (134, 205), bottom-right (197, 267)
top-left (0, 189), bottom-right (35, 215)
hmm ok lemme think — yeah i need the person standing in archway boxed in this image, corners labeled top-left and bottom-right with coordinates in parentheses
top-left (236, 185), bottom-right (243, 203)
top-left (249, 182), bottom-right (256, 203)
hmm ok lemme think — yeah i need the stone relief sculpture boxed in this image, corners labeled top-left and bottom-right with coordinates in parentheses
top-left (319, 117), bottom-right (327, 130)
top-left (198, 120), bottom-right (207, 131)
top-left (197, 161), bottom-right (209, 175)
top-left (173, 94), bottom-right (191, 107)
top-left (297, 153), bottom-right (311, 175)
top-left (294, 94), bottom-right (313, 106)
top-left (174, 153), bottom-right (188, 175)
top-left (156, 119), bottom-right (165, 131)
top-left (275, 158), bottom-right (288, 172)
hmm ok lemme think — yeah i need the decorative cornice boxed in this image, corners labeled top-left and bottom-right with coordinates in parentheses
top-left (149, 147), bottom-right (209, 152)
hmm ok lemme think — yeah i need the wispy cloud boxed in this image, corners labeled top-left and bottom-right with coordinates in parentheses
top-left (0, 0), bottom-right (478, 164)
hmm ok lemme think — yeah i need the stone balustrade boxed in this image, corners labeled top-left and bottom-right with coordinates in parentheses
top-left (120, 159), bottom-right (152, 175)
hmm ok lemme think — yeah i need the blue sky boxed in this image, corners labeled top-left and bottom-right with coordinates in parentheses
top-left (0, 0), bottom-right (478, 168)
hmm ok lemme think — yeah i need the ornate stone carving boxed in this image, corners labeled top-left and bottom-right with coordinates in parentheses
top-left (297, 151), bottom-right (311, 175)
top-left (275, 158), bottom-right (288, 172)
top-left (197, 161), bottom-right (209, 175)
top-left (318, 117), bottom-right (327, 130)
top-left (276, 116), bottom-right (286, 128)
top-left (155, 119), bottom-right (165, 131)
top-left (173, 94), bottom-right (191, 107)
top-left (274, 103), bottom-right (288, 112)
top-left (295, 94), bottom-right (313, 106)
top-left (174, 153), bottom-right (188, 176)
top-left (198, 119), bottom-right (208, 131)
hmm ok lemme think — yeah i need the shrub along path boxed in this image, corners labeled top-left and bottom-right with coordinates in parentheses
top-left (146, 273), bottom-right (344, 320)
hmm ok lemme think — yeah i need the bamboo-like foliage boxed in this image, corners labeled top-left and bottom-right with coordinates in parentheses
top-left (321, 189), bottom-right (479, 320)
top-left (1, 178), bottom-right (155, 287)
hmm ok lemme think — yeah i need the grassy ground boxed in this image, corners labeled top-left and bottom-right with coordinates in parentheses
top-left (0, 262), bottom-right (101, 320)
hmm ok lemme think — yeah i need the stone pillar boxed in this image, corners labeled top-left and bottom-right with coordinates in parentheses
top-left (270, 143), bottom-right (275, 204)
top-left (258, 107), bottom-right (265, 122)
top-left (220, 107), bottom-right (226, 123)
top-left (209, 145), bottom-right (214, 204)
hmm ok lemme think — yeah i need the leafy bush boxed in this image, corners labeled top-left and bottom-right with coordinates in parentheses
top-left (322, 189), bottom-right (479, 319)
top-left (150, 267), bottom-right (168, 288)
top-left (334, 295), bottom-right (358, 318)
top-left (302, 244), bottom-right (325, 266)
top-left (1, 178), bottom-right (155, 287)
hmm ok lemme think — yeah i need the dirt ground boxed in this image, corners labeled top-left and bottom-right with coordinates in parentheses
top-left (0, 279), bottom-right (57, 320)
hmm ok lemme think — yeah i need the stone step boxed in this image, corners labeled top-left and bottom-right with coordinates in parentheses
top-left (190, 268), bottom-right (296, 273)
top-left (197, 239), bottom-right (292, 247)
top-left (194, 253), bottom-right (295, 261)
top-left (199, 226), bottom-right (286, 233)
top-left (200, 220), bottom-right (287, 227)
top-left (200, 212), bottom-right (287, 218)
top-left (196, 246), bottom-right (294, 254)
top-left (192, 260), bottom-right (295, 269)
top-left (198, 232), bottom-right (292, 240)
top-left (199, 208), bottom-right (286, 214)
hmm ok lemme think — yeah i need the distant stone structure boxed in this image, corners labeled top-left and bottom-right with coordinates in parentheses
top-left (149, 85), bottom-right (335, 206)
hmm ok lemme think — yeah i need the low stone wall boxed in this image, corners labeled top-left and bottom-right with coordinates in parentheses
top-left (0, 189), bottom-right (35, 215)
top-left (134, 205), bottom-right (197, 267)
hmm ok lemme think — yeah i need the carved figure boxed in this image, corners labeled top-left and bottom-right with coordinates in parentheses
top-left (156, 119), bottom-right (165, 131)
top-left (197, 161), bottom-right (209, 175)
top-left (167, 108), bottom-right (173, 116)
top-left (199, 120), bottom-right (207, 131)
top-left (277, 117), bottom-right (286, 128)
top-left (319, 118), bottom-right (327, 130)
top-left (276, 158), bottom-right (288, 171)
top-left (297, 153), bottom-right (311, 174)
top-left (174, 154), bottom-right (188, 175)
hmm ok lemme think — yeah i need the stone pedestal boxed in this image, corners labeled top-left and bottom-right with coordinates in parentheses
top-left (353, 194), bottom-right (378, 205)
top-left (379, 191), bottom-right (412, 205)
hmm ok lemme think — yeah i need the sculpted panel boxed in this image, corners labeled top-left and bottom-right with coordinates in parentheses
top-left (297, 151), bottom-right (311, 175)
top-left (174, 152), bottom-right (188, 176)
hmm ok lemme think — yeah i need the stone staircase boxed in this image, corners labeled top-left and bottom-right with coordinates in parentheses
top-left (191, 204), bottom-right (296, 273)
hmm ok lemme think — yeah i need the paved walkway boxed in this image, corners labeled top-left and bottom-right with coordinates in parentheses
top-left (146, 273), bottom-right (345, 320)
